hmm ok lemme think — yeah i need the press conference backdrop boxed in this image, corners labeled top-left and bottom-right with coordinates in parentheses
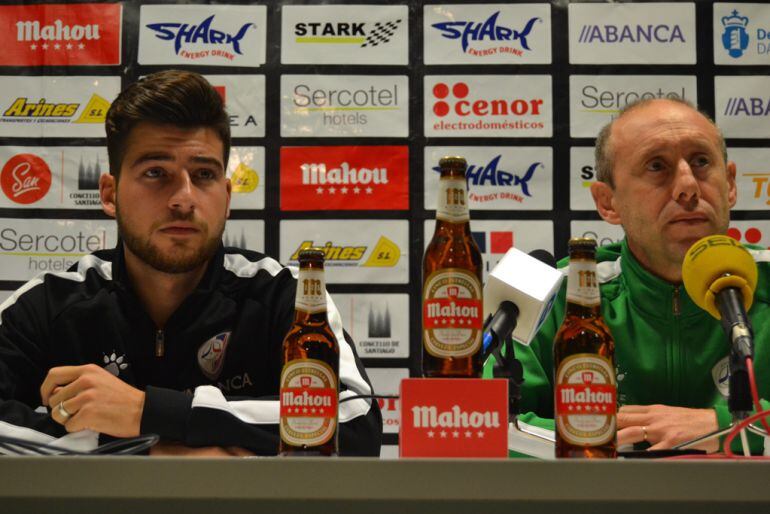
top-left (0, 0), bottom-right (769, 453)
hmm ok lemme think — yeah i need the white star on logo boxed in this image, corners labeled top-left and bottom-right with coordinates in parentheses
top-left (365, 187), bottom-right (373, 194)
top-left (66, 43), bottom-right (73, 50)
top-left (78, 43), bottom-right (85, 50)
top-left (30, 44), bottom-right (37, 50)
top-left (340, 187), bottom-right (348, 194)
top-left (329, 187), bottom-right (336, 194)
top-left (353, 187), bottom-right (361, 194)
top-left (452, 431), bottom-right (460, 438)
top-left (311, 408), bottom-right (316, 414)
top-left (427, 431), bottom-right (435, 438)
top-left (576, 405), bottom-right (583, 412)
top-left (42, 43), bottom-right (49, 50)
top-left (477, 431), bottom-right (485, 438)
top-left (316, 187), bottom-right (324, 194)
top-left (440, 431), bottom-right (447, 438)
top-left (302, 408), bottom-right (308, 413)
top-left (465, 431), bottom-right (472, 438)
top-left (54, 43), bottom-right (60, 50)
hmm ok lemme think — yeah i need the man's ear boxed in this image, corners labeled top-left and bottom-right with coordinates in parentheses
top-left (225, 177), bottom-right (232, 219)
top-left (100, 173), bottom-right (116, 218)
top-left (590, 181), bottom-right (622, 225)
top-left (726, 160), bottom-right (737, 209)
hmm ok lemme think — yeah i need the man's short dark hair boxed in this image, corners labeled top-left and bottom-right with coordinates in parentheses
top-left (594, 97), bottom-right (728, 188)
top-left (105, 70), bottom-right (230, 179)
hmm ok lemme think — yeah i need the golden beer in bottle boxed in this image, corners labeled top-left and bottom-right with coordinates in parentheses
top-left (279, 248), bottom-right (339, 456)
top-left (422, 156), bottom-right (483, 378)
top-left (554, 238), bottom-right (616, 458)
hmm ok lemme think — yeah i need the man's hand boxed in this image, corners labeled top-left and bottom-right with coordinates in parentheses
top-left (617, 404), bottom-right (719, 452)
top-left (150, 441), bottom-right (255, 457)
top-left (41, 364), bottom-right (145, 438)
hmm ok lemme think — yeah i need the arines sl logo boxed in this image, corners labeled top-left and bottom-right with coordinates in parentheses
top-left (290, 237), bottom-right (400, 268)
top-left (431, 11), bottom-right (540, 56)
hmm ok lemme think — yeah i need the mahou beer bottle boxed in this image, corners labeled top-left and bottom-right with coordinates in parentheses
top-left (554, 238), bottom-right (617, 458)
top-left (279, 248), bottom-right (339, 456)
top-left (422, 156), bottom-right (483, 377)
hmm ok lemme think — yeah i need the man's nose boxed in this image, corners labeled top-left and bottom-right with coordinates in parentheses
top-left (168, 172), bottom-right (195, 212)
top-left (672, 159), bottom-right (700, 206)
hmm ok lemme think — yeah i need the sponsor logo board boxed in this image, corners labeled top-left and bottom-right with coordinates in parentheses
top-left (727, 220), bottom-right (770, 249)
top-left (0, 290), bottom-right (12, 304)
top-left (223, 220), bottom-right (264, 253)
top-left (715, 76), bottom-right (770, 138)
top-left (139, 4), bottom-right (266, 67)
top-left (281, 75), bottom-right (408, 138)
top-left (714, 4), bottom-right (770, 65)
top-left (0, 3), bottom-right (122, 66)
top-left (424, 3), bottom-right (551, 64)
top-left (380, 445), bottom-right (399, 459)
top-left (334, 294), bottom-right (409, 359)
top-left (425, 219), bottom-right (553, 282)
top-left (228, 147), bottom-right (265, 210)
top-left (0, 76), bottom-right (119, 138)
top-left (570, 221), bottom-right (625, 248)
top-left (570, 147), bottom-right (597, 211)
top-left (281, 5), bottom-right (407, 64)
top-left (424, 75), bottom-right (552, 137)
top-left (0, 218), bottom-right (117, 281)
top-left (730, 148), bottom-right (770, 211)
top-left (569, 75), bottom-right (697, 138)
top-left (367, 368), bottom-right (409, 435)
top-left (205, 75), bottom-right (265, 138)
top-left (568, 3), bottom-right (696, 64)
top-left (0, 147), bottom-right (108, 209)
top-left (424, 147), bottom-right (552, 210)
top-left (280, 146), bottom-right (408, 211)
top-left (280, 220), bottom-right (408, 284)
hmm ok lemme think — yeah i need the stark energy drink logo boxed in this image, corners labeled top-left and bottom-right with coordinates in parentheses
top-left (197, 331), bottom-right (231, 380)
top-left (431, 11), bottom-right (539, 55)
top-left (1, 153), bottom-right (51, 204)
top-left (295, 19), bottom-right (402, 47)
top-left (721, 10), bottom-right (750, 59)
top-left (146, 15), bottom-right (255, 56)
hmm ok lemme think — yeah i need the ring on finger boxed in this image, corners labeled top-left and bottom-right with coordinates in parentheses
top-left (58, 401), bottom-right (72, 420)
top-left (641, 425), bottom-right (648, 442)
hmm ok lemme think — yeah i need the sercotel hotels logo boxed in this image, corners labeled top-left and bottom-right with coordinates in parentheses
top-left (431, 11), bottom-right (540, 57)
top-left (721, 9), bottom-right (750, 58)
top-left (432, 155), bottom-right (540, 204)
top-left (146, 15), bottom-right (255, 59)
top-left (577, 23), bottom-right (685, 44)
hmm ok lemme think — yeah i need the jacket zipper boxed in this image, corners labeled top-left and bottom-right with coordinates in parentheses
top-left (672, 286), bottom-right (681, 316)
top-left (155, 329), bottom-right (165, 357)
top-left (672, 286), bottom-right (681, 404)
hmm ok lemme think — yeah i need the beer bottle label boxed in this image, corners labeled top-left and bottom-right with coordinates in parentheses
top-left (422, 268), bottom-right (482, 357)
top-left (566, 260), bottom-right (600, 307)
top-left (279, 359), bottom-right (338, 447)
top-left (555, 354), bottom-right (617, 446)
top-left (295, 270), bottom-right (326, 314)
top-left (436, 178), bottom-right (469, 223)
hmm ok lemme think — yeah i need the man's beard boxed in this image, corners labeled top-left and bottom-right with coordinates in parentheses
top-left (116, 208), bottom-right (223, 274)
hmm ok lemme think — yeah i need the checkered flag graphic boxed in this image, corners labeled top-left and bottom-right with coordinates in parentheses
top-left (362, 19), bottom-right (402, 47)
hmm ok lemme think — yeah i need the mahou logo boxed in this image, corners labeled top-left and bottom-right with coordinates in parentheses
top-left (1, 154), bottom-right (51, 204)
top-left (0, 3), bottom-right (121, 66)
top-left (280, 146), bottom-right (408, 211)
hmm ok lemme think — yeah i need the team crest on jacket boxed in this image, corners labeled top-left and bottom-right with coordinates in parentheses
top-left (197, 331), bottom-right (231, 380)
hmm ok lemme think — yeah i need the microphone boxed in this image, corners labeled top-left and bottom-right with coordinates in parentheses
top-left (482, 248), bottom-right (563, 356)
top-left (682, 234), bottom-right (758, 413)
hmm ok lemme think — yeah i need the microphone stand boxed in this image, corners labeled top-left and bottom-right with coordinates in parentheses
top-left (674, 290), bottom-right (768, 454)
top-left (483, 302), bottom-right (553, 443)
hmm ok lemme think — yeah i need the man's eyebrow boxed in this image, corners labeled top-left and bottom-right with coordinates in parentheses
top-left (190, 155), bottom-right (224, 171)
top-left (130, 152), bottom-right (173, 168)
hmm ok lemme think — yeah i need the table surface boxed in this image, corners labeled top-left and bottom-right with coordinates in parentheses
top-left (1, 456), bottom-right (769, 514)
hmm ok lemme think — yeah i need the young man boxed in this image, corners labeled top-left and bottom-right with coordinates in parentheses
top-left (0, 70), bottom-right (382, 456)
top-left (504, 98), bottom-right (770, 453)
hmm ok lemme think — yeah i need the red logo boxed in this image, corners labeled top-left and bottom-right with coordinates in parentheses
top-left (727, 227), bottom-right (763, 245)
top-left (400, 378), bottom-right (508, 458)
top-left (213, 85), bottom-right (226, 103)
top-left (1, 153), bottom-right (51, 204)
top-left (431, 81), bottom-right (543, 118)
top-left (280, 146), bottom-right (409, 211)
top-left (0, 3), bottom-right (122, 66)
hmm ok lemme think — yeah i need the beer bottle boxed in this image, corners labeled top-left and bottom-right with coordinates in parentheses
top-left (279, 248), bottom-right (339, 456)
top-left (422, 156), bottom-right (483, 378)
top-left (554, 238), bottom-right (617, 458)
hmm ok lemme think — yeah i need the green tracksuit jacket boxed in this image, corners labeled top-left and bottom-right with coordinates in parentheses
top-left (485, 239), bottom-right (770, 454)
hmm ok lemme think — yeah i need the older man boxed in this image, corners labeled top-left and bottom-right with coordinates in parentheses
top-left (502, 98), bottom-right (770, 453)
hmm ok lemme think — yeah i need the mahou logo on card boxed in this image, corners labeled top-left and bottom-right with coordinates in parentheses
top-left (280, 146), bottom-right (409, 211)
top-left (0, 3), bottom-right (122, 66)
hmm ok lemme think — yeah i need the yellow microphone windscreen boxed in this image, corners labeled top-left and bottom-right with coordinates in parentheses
top-left (682, 235), bottom-right (757, 320)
